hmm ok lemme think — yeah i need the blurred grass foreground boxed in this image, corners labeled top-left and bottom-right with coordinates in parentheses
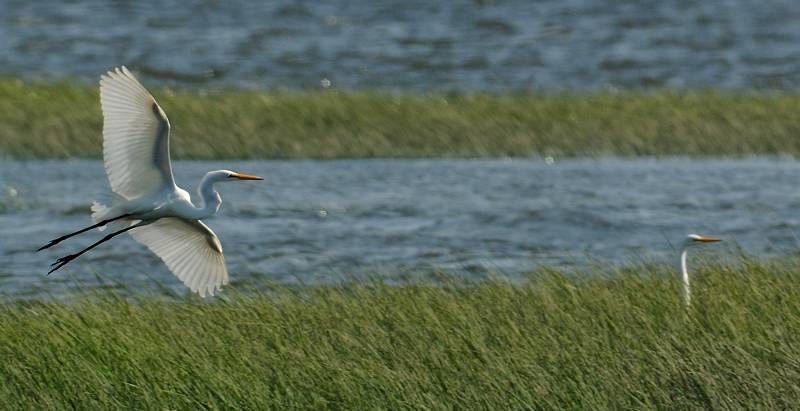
top-left (3, 261), bottom-right (800, 409)
top-left (5, 79), bottom-right (800, 159)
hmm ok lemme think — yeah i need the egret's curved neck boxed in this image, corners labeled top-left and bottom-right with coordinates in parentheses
top-left (190, 173), bottom-right (222, 219)
top-left (680, 248), bottom-right (691, 306)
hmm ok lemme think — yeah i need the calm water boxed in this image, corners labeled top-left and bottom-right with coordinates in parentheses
top-left (1, 158), bottom-right (799, 297)
top-left (2, 1), bottom-right (800, 91)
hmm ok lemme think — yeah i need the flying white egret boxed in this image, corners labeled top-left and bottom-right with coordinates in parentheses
top-left (680, 234), bottom-right (722, 306)
top-left (39, 66), bottom-right (263, 297)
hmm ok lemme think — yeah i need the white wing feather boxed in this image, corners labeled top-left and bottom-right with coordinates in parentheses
top-left (129, 218), bottom-right (229, 297)
top-left (99, 66), bottom-right (174, 199)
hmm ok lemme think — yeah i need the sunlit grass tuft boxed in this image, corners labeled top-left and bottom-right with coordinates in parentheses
top-left (2, 260), bottom-right (800, 408)
top-left (4, 79), bottom-right (800, 159)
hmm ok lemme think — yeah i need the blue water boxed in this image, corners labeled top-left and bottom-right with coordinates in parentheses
top-left (1, 158), bottom-right (798, 298)
top-left (2, 0), bottom-right (800, 91)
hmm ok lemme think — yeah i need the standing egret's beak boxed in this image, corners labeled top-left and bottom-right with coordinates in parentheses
top-left (691, 235), bottom-right (722, 243)
top-left (230, 172), bottom-right (264, 181)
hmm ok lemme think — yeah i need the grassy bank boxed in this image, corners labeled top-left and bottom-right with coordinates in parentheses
top-left (2, 261), bottom-right (800, 409)
top-left (4, 79), bottom-right (800, 159)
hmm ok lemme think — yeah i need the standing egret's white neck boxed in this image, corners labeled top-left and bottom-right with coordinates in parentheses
top-left (189, 170), bottom-right (264, 220)
top-left (680, 247), bottom-right (691, 306)
top-left (679, 234), bottom-right (722, 307)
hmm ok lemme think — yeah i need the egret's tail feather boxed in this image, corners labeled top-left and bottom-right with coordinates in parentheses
top-left (91, 191), bottom-right (128, 232)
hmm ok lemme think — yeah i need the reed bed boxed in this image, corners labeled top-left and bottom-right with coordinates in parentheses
top-left (2, 260), bottom-right (800, 409)
top-left (3, 79), bottom-right (800, 159)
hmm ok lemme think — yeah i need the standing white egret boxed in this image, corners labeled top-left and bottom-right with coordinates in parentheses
top-left (39, 66), bottom-right (263, 297)
top-left (680, 234), bottom-right (722, 306)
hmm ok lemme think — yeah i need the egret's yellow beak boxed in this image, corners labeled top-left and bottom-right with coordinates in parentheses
top-left (230, 172), bottom-right (264, 181)
top-left (692, 235), bottom-right (722, 243)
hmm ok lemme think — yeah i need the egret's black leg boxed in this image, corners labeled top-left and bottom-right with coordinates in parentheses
top-left (47, 222), bottom-right (144, 275)
top-left (37, 214), bottom-right (132, 252)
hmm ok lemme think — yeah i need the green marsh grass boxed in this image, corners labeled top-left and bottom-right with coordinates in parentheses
top-left (4, 79), bottom-right (800, 159)
top-left (3, 261), bottom-right (800, 409)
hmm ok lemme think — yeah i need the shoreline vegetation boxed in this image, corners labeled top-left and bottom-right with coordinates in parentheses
top-left (4, 79), bottom-right (800, 159)
top-left (3, 261), bottom-right (800, 408)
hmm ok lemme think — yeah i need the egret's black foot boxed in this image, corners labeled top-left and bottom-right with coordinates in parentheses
top-left (37, 238), bottom-right (63, 252)
top-left (47, 254), bottom-right (77, 275)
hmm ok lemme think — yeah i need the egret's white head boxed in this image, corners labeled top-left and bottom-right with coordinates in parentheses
top-left (683, 233), bottom-right (722, 248)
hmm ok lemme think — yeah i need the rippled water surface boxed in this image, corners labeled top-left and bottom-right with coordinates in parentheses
top-left (2, 158), bottom-right (800, 297)
top-left (3, 0), bottom-right (800, 90)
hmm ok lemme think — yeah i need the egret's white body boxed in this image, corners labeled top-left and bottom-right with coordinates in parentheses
top-left (679, 234), bottom-right (722, 306)
top-left (41, 66), bottom-right (263, 297)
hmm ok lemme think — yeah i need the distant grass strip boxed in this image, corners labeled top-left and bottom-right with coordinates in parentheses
top-left (3, 261), bottom-right (800, 409)
top-left (4, 79), bottom-right (800, 159)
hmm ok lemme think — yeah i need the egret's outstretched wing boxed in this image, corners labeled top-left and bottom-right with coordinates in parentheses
top-left (99, 66), bottom-right (174, 199)
top-left (129, 218), bottom-right (229, 297)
